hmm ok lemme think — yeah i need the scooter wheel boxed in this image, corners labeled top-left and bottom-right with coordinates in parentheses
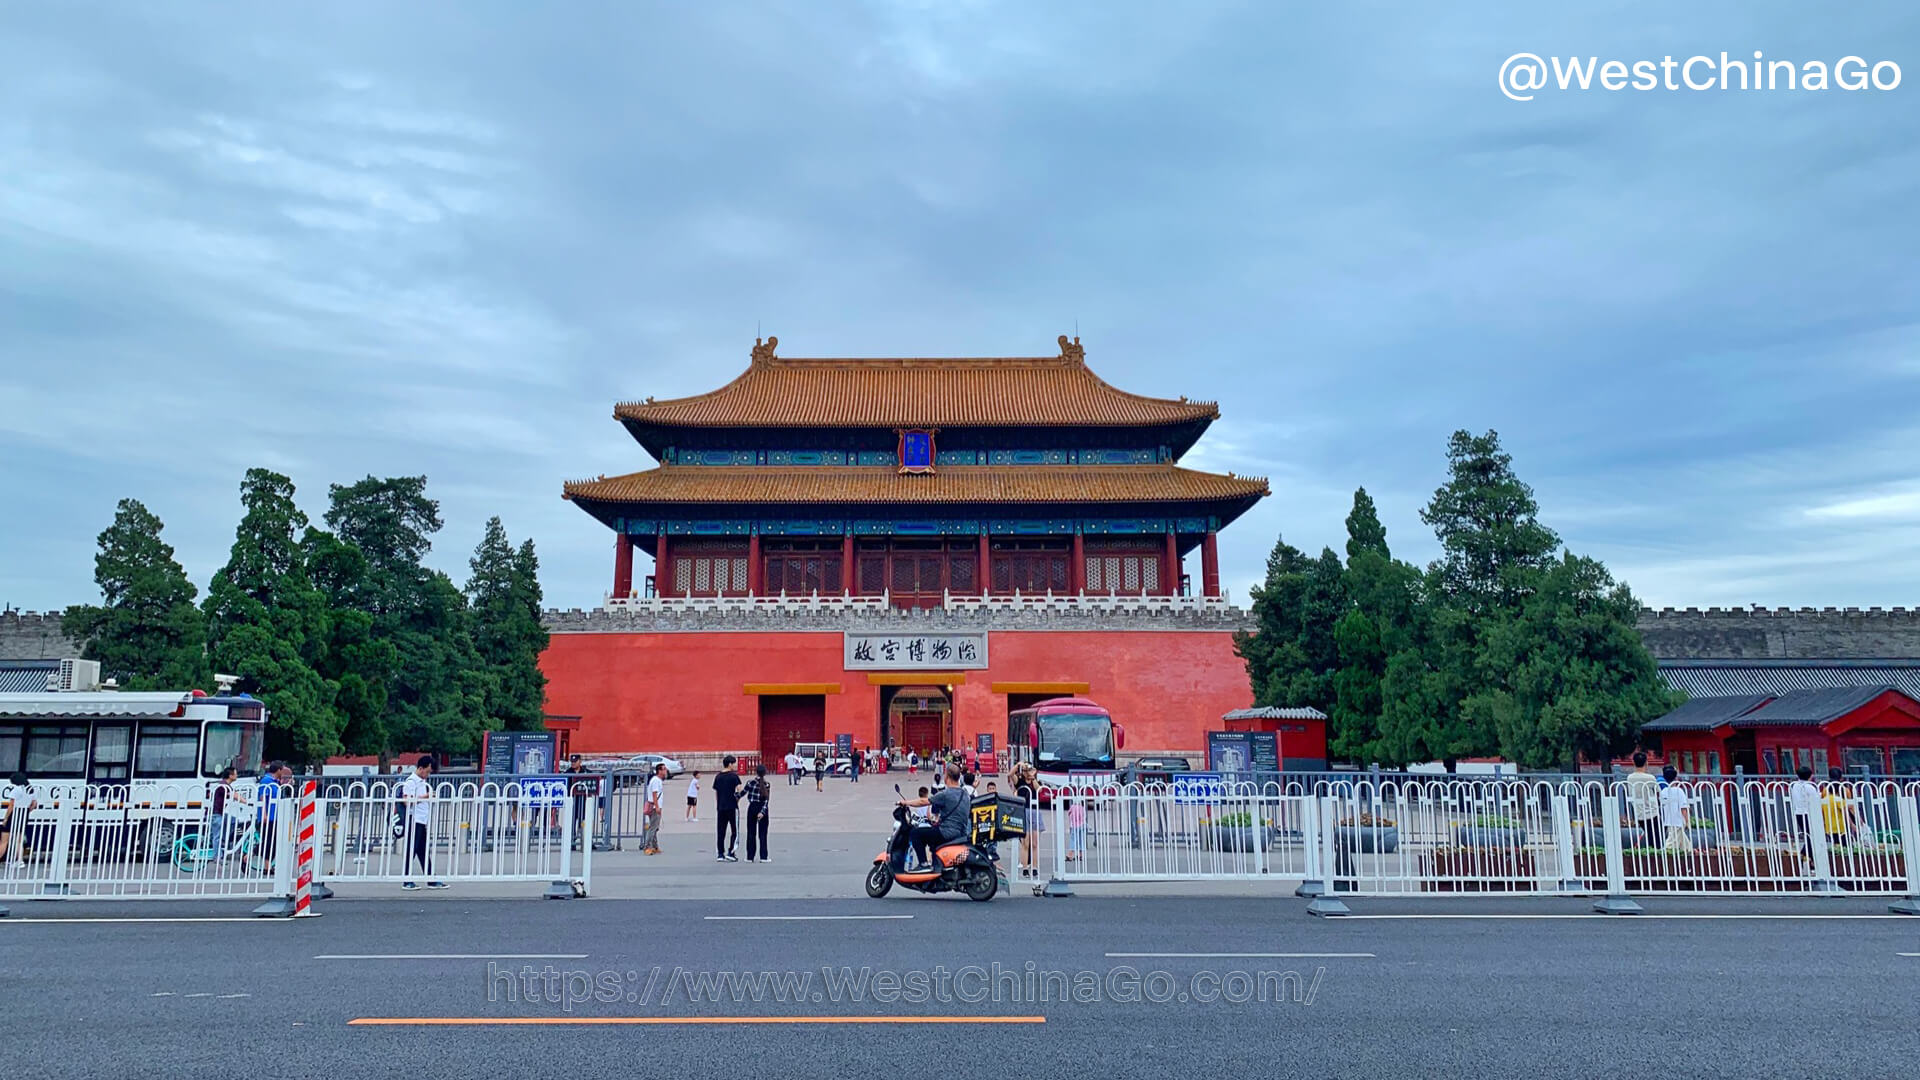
top-left (865, 863), bottom-right (894, 898)
top-left (963, 867), bottom-right (997, 902)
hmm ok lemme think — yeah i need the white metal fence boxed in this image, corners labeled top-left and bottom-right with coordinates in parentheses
top-left (0, 782), bottom-right (285, 903)
top-left (0, 779), bottom-right (591, 913)
top-left (1038, 778), bottom-right (1920, 910)
top-left (314, 780), bottom-right (589, 896)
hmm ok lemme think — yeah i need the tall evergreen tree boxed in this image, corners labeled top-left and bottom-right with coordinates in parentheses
top-left (62, 499), bottom-right (212, 690)
top-left (1234, 538), bottom-right (1344, 719)
top-left (325, 477), bottom-right (485, 756)
top-left (1419, 430), bottom-right (1560, 616)
top-left (465, 518), bottom-right (549, 731)
top-left (304, 528), bottom-right (397, 757)
top-left (203, 470), bottom-right (344, 765)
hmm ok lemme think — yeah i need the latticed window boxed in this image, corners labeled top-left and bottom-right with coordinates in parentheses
top-left (859, 556), bottom-right (886, 594)
top-left (669, 541), bottom-right (749, 597)
top-left (1085, 543), bottom-right (1161, 595)
top-left (949, 556), bottom-right (976, 592)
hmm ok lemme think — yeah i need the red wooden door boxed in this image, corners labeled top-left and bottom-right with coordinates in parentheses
top-left (901, 713), bottom-right (945, 758)
top-left (759, 695), bottom-right (826, 771)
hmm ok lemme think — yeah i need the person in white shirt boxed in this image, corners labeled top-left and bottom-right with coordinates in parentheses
top-left (1657, 765), bottom-right (1692, 853)
top-left (1787, 764), bottom-right (1820, 862)
top-left (685, 772), bottom-right (701, 822)
top-left (401, 756), bottom-right (446, 890)
top-left (641, 764), bottom-right (666, 855)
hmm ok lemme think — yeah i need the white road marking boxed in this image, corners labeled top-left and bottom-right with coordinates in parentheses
top-left (313, 954), bottom-right (589, 960)
top-left (703, 915), bottom-right (913, 921)
top-left (1105, 952), bottom-right (1374, 958)
top-left (151, 992), bottom-right (175, 997)
top-left (1336, 907), bottom-right (1904, 914)
top-left (185, 993), bottom-right (213, 998)
top-left (1898, 952), bottom-right (1920, 957)
top-left (217, 993), bottom-right (251, 998)
top-left (0, 917), bottom-right (298, 924)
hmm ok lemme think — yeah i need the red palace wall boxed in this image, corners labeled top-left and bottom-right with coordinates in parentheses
top-left (539, 629), bottom-right (1252, 759)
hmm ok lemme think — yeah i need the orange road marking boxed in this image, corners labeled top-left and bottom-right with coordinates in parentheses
top-left (350, 1015), bottom-right (1044, 1026)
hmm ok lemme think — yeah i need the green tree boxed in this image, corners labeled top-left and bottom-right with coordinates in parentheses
top-left (465, 518), bottom-right (549, 731)
top-left (1234, 538), bottom-right (1345, 720)
top-left (304, 528), bottom-right (397, 757)
top-left (202, 470), bottom-right (344, 765)
top-left (1419, 430), bottom-right (1560, 616)
top-left (1471, 553), bottom-right (1681, 770)
top-left (325, 476), bottom-right (485, 757)
top-left (62, 499), bottom-right (212, 690)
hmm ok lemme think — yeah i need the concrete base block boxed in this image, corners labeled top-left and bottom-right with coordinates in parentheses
top-left (1591, 895), bottom-right (1644, 915)
top-left (252, 896), bottom-right (298, 918)
top-left (1306, 897), bottom-right (1350, 917)
top-left (1294, 879), bottom-right (1326, 898)
top-left (1040, 877), bottom-right (1074, 898)
top-left (1887, 898), bottom-right (1920, 916)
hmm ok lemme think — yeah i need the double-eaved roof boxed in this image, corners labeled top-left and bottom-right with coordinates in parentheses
top-left (615, 337), bottom-right (1218, 434)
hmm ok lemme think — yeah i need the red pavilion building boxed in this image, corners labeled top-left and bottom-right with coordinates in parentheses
top-left (540, 335), bottom-right (1267, 763)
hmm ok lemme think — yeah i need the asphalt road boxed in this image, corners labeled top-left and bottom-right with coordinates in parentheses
top-left (3, 895), bottom-right (1917, 1078)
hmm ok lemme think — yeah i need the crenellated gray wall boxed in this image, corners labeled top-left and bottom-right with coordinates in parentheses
top-left (1634, 606), bottom-right (1920, 660)
top-left (8, 604), bottom-right (1920, 663)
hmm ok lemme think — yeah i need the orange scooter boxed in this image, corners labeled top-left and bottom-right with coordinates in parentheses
top-left (865, 787), bottom-right (998, 902)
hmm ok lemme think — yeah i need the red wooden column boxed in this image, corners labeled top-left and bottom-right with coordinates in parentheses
top-left (978, 532), bottom-right (992, 595)
top-left (840, 533), bottom-right (854, 594)
top-left (747, 532), bottom-right (763, 595)
top-left (1070, 531), bottom-right (1086, 596)
top-left (612, 532), bottom-right (634, 599)
top-left (656, 529), bottom-right (672, 597)
top-left (1202, 531), bottom-right (1221, 597)
top-left (1163, 530), bottom-right (1179, 597)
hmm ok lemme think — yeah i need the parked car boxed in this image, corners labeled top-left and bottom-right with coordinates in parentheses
top-left (1119, 756), bottom-right (1193, 784)
top-left (627, 753), bottom-right (685, 778)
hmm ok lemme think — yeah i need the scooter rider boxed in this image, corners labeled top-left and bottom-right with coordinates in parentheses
top-left (898, 764), bottom-right (968, 870)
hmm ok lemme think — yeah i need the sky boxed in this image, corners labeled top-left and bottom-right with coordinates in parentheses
top-left (3, 1), bottom-right (1918, 615)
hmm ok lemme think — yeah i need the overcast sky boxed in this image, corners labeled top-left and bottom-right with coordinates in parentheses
top-left (3, 1), bottom-right (1918, 615)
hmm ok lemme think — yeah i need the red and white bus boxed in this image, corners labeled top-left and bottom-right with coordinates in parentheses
top-left (1004, 697), bottom-right (1126, 802)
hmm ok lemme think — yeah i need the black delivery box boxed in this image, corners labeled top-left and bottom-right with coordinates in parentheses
top-left (969, 791), bottom-right (1027, 843)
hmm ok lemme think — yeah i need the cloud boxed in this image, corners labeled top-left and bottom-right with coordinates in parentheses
top-left (2, 1), bottom-right (1918, 616)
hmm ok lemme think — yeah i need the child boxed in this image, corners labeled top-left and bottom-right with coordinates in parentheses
top-left (1067, 796), bottom-right (1087, 862)
top-left (685, 771), bottom-right (700, 822)
top-left (1657, 765), bottom-right (1692, 853)
top-left (910, 787), bottom-right (932, 826)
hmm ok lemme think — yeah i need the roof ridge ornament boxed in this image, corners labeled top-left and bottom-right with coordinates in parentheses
top-left (1057, 334), bottom-right (1085, 364)
top-left (751, 335), bottom-right (779, 366)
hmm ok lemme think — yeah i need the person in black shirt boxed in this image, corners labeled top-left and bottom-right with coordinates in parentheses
top-left (744, 765), bottom-right (771, 863)
top-left (712, 756), bottom-right (742, 861)
top-left (899, 765), bottom-right (968, 869)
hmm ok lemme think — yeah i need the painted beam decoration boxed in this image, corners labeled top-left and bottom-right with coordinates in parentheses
top-left (844, 631), bottom-right (988, 670)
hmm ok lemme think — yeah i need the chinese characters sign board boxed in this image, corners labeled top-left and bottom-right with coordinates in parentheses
top-left (843, 631), bottom-right (988, 670)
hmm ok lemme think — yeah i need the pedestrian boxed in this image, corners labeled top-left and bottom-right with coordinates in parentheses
top-left (744, 765), bottom-right (772, 863)
top-left (1067, 796), bottom-right (1087, 862)
top-left (1788, 764), bottom-right (1820, 863)
top-left (908, 751), bottom-right (919, 775)
top-left (567, 755), bottom-right (590, 846)
top-left (641, 763), bottom-right (666, 855)
top-left (685, 771), bottom-right (700, 822)
top-left (813, 750), bottom-right (826, 792)
top-left (849, 749), bottom-right (861, 785)
top-left (401, 755), bottom-right (447, 890)
top-left (1658, 766), bottom-right (1692, 854)
top-left (981, 779), bottom-right (1002, 868)
top-left (785, 751), bottom-right (801, 785)
top-left (1624, 751), bottom-right (1660, 849)
top-left (714, 755), bottom-right (742, 861)
top-left (1822, 766), bottom-right (1862, 848)
top-left (206, 765), bottom-right (238, 864)
top-left (1, 770), bottom-right (35, 868)
top-left (255, 761), bottom-right (289, 869)
top-left (1012, 763), bottom-right (1041, 880)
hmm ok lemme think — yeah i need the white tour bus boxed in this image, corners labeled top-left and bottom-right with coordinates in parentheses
top-left (0, 684), bottom-right (269, 828)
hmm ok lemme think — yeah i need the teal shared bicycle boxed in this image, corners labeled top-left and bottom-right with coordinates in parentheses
top-left (170, 820), bottom-right (261, 873)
